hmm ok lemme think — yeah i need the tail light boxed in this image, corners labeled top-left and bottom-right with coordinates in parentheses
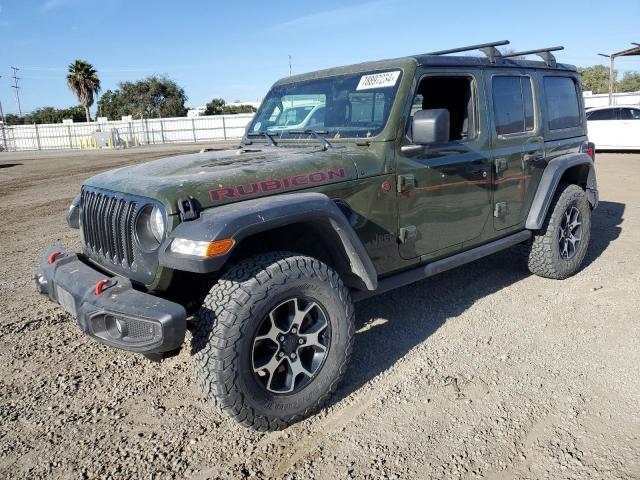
top-left (582, 141), bottom-right (595, 162)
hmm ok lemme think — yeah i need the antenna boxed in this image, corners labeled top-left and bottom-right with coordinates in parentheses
top-left (502, 46), bottom-right (564, 68)
top-left (10, 66), bottom-right (22, 116)
top-left (424, 40), bottom-right (510, 63)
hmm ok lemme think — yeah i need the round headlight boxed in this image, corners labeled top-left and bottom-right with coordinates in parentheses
top-left (150, 206), bottom-right (165, 243)
top-left (135, 204), bottom-right (166, 251)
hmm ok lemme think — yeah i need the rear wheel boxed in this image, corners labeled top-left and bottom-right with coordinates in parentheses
top-left (526, 184), bottom-right (591, 279)
top-left (191, 252), bottom-right (354, 431)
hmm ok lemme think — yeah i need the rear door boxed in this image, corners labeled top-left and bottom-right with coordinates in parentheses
top-left (586, 108), bottom-right (618, 148)
top-left (487, 71), bottom-right (543, 230)
top-left (616, 107), bottom-right (640, 149)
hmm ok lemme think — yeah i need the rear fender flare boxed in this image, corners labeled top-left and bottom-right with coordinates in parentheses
top-left (158, 192), bottom-right (378, 291)
top-left (526, 153), bottom-right (598, 230)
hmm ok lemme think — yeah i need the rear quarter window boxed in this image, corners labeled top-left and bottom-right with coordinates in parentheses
top-left (544, 77), bottom-right (581, 130)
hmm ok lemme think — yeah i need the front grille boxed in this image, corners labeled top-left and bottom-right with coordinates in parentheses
top-left (81, 188), bottom-right (138, 268)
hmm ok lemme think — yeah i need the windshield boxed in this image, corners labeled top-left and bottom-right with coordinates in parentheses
top-left (249, 69), bottom-right (402, 139)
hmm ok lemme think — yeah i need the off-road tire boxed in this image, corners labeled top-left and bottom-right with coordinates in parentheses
top-left (191, 251), bottom-right (355, 431)
top-left (526, 183), bottom-right (591, 279)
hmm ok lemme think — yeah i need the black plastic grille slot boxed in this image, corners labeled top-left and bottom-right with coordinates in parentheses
top-left (81, 188), bottom-right (137, 268)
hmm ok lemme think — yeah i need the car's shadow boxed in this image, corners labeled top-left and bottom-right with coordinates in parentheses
top-left (331, 200), bottom-right (624, 404)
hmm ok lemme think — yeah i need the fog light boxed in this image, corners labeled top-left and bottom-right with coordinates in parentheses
top-left (105, 315), bottom-right (126, 339)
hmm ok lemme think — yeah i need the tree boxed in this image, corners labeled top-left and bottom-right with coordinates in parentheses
top-left (4, 113), bottom-right (24, 126)
top-left (204, 98), bottom-right (226, 115)
top-left (2, 106), bottom-right (86, 125)
top-left (66, 60), bottom-right (101, 122)
top-left (28, 106), bottom-right (86, 124)
top-left (203, 98), bottom-right (257, 115)
top-left (96, 76), bottom-right (188, 120)
top-left (578, 65), bottom-right (613, 94)
top-left (618, 71), bottom-right (640, 93)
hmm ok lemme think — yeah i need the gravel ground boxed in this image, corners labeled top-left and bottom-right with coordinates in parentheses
top-left (0, 145), bottom-right (638, 479)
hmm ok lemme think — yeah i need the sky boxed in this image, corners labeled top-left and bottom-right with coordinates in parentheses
top-left (0, 0), bottom-right (639, 115)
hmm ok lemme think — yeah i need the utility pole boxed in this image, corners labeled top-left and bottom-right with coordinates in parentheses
top-left (288, 55), bottom-right (292, 77)
top-left (10, 66), bottom-right (22, 116)
top-left (0, 75), bottom-right (7, 151)
top-left (597, 53), bottom-right (614, 106)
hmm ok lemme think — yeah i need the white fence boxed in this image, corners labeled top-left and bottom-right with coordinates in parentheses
top-left (583, 91), bottom-right (640, 108)
top-left (0, 113), bottom-right (254, 152)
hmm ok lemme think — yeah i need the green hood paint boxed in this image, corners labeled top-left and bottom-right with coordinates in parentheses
top-left (85, 144), bottom-right (375, 214)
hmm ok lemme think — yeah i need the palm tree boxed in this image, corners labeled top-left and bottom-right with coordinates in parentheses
top-left (66, 60), bottom-right (101, 123)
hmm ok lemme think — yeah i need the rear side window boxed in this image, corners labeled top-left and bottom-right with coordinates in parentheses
top-left (544, 77), bottom-right (581, 130)
top-left (492, 76), bottom-right (535, 135)
top-left (587, 109), bottom-right (616, 121)
top-left (618, 108), bottom-right (640, 120)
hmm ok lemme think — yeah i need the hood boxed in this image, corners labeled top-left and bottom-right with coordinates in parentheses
top-left (85, 145), bottom-right (365, 214)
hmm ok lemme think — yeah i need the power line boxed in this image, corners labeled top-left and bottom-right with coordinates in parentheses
top-left (10, 66), bottom-right (22, 116)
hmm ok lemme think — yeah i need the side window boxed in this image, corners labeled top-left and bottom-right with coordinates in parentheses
top-left (618, 108), bottom-right (640, 120)
top-left (408, 76), bottom-right (476, 141)
top-left (492, 76), bottom-right (535, 135)
top-left (543, 77), bottom-right (581, 130)
top-left (586, 109), bottom-right (616, 121)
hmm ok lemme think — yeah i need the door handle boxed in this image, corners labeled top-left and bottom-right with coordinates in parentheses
top-left (523, 153), bottom-right (545, 166)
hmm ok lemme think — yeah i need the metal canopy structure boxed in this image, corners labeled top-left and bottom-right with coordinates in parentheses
top-left (598, 43), bottom-right (640, 105)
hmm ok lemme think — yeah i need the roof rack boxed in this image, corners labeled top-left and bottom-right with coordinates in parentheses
top-left (425, 40), bottom-right (510, 64)
top-left (502, 46), bottom-right (564, 68)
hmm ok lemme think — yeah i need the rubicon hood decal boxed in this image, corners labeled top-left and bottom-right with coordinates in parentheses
top-left (209, 168), bottom-right (347, 203)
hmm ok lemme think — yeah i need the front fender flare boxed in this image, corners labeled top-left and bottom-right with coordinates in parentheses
top-left (158, 192), bottom-right (378, 291)
top-left (526, 153), bottom-right (598, 230)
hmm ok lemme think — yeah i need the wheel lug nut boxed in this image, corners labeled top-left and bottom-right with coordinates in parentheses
top-left (298, 338), bottom-right (304, 344)
top-left (278, 352), bottom-right (284, 358)
top-left (290, 353), bottom-right (296, 360)
top-left (291, 327), bottom-right (297, 334)
top-left (278, 335), bottom-right (285, 342)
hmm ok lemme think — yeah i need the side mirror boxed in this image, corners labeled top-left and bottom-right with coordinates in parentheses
top-left (412, 109), bottom-right (450, 145)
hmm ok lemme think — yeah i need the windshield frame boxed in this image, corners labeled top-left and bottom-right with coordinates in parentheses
top-left (247, 68), bottom-right (405, 141)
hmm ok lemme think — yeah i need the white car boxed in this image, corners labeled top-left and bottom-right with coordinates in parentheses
top-left (586, 105), bottom-right (640, 151)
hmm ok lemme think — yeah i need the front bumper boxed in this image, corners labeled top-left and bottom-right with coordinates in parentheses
top-left (35, 246), bottom-right (186, 354)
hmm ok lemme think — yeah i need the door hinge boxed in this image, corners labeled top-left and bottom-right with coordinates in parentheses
top-left (495, 158), bottom-right (508, 174)
top-left (399, 225), bottom-right (417, 243)
top-left (397, 174), bottom-right (416, 193)
top-left (494, 201), bottom-right (508, 218)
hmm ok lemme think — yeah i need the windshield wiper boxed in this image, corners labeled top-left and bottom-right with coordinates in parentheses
top-left (288, 130), bottom-right (332, 151)
top-left (246, 131), bottom-right (278, 146)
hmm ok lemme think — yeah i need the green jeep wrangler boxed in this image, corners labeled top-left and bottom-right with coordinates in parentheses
top-left (36, 41), bottom-right (598, 431)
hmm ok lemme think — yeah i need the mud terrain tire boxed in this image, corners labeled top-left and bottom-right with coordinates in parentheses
top-left (526, 184), bottom-right (591, 279)
top-left (191, 252), bottom-right (354, 431)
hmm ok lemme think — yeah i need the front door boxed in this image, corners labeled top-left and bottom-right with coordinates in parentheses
top-left (397, 71), bottom-right (492, 259)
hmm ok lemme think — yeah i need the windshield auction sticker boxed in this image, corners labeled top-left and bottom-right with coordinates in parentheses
top-left (356, 71), bottom-right (401, 90)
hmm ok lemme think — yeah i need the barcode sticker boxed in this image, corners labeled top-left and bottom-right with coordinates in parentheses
top-left (356, 71), bottom-right (401, 91)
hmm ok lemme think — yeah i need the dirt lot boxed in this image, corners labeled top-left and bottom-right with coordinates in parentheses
top-left (0, 145), bottom-right (638, 479)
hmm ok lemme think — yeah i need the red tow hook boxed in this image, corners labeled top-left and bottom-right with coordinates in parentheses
top-left (48, 251), bottom-right (62, 264)
top-left (95, 279), bottom-right (115, 296)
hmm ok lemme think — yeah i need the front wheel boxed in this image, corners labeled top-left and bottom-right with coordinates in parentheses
top-left (191, 252), bottom-right (354, 431)
top-left (526, 183), bottom-right (591, 279)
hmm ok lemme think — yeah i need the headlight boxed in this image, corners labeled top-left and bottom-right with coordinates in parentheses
top-left (135, 204), bottom-right (166, 251)
top-left (66, 194), bottom-right (81, 229)
top-left (150, 206), bottom-right (165, 242)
